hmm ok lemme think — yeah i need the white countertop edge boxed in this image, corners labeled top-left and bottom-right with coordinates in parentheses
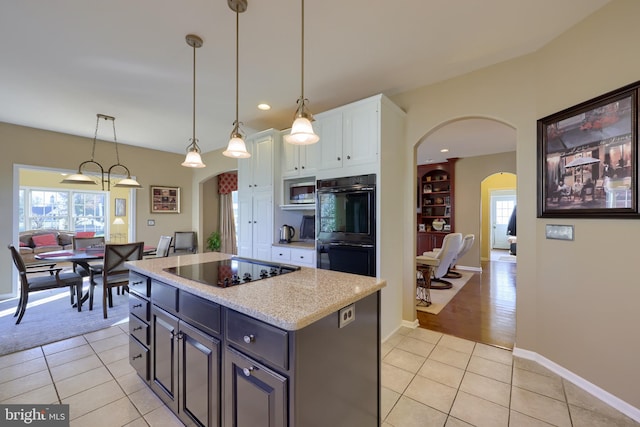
top-left (126, 253), bottom-right (385, 331)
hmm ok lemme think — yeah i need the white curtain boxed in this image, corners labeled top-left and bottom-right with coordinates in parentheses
top-left (220, 193), bottom-right (237, 254)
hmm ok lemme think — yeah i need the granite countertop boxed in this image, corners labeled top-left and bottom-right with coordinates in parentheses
top-left (126, 252), bottom-right (385, 331)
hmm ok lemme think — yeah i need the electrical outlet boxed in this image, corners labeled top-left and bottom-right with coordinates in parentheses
top-left (339, 304), bottom-right (355, 328)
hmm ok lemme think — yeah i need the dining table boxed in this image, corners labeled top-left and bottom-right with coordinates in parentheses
top-left (35, 245), bottom-right (156, 307)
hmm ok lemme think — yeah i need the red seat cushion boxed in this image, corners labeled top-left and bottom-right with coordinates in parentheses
top-left (76, 231), bottom-right (95, 238)
top-left (32, 233), bottom-right (58, 247)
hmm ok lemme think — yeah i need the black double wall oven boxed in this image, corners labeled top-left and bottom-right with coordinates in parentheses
top-left (316, 174), bottom-right (376, 277)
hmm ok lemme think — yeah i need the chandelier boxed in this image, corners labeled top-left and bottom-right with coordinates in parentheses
top-left (61, 114), bottom-right (142, 190)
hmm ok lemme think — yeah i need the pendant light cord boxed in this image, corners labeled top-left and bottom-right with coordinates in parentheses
top-left (235, 7), bottom-right (239, 127)
top-left (300, 0), bottom-right (305, 101)
top-left (192, 39), bottom-right (197, 142)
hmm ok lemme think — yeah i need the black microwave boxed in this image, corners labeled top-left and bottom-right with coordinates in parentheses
top-left (289, 182), bottom-right (315, 204)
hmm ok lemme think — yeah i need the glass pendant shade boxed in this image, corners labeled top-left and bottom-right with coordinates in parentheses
top-left (223, 134), bottom-right (251, 158)
top-left (181, 143), bottom-right (206, 168)
top-left (285, 116), bottom-right (319, 145)
top-left (61, 172), bottom-right (97, 185)
top-left (114, 176), bottom-right (143, 188)
top-left (113, 217), bottom-right (125, 225)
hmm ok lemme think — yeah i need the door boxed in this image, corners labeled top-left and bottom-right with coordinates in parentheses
top-left (151, 307), bottom-right (179, 412)
top-left (179, 321), bottom-right (221, 427)
top-left (490, 191), bottom-right (516, 250)
top-left (224, 347), bottom-right (287, 427)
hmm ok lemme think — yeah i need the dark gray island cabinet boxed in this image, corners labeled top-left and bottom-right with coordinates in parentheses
top-left (126, 258), bottom-right (383, 427)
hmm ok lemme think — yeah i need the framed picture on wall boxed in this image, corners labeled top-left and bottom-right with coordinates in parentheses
top-left (537, 81), bottom-right (640, 218)
top-left (114, 198), bottom-right (126, 217)
top-left (151, 185), bottom-right (180, 213)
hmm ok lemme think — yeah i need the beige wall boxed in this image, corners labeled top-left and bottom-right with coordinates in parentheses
top-left (393, 0), bottom-right (640, 410)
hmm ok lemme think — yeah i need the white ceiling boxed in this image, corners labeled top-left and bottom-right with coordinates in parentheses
top-left (1, 0), bottom-right (610, 163)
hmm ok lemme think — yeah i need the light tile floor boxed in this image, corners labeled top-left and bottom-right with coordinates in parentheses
top-left (382, 326), bottom-right (639, 427)
top-left (1, 323), bottom-right (638, 426)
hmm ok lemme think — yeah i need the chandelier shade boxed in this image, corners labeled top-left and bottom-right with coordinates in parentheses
top-left (181, 34), bottom-right (206, 168)
top-left (61, 114), bottom-right (142, 190)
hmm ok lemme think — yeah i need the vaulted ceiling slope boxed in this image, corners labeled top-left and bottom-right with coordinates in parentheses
top-left (0, 0), bottom-right (610, 157)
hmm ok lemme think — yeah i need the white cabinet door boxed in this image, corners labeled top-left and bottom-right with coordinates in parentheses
top-left (343, 100), bottom-right (379, 167)
top-left (299, 141), bottom-right (320, 176)
top-left (251, 133), bottom-right (274, 193)
top-left (237, 194), bottom-right (253, 258)
top-left (252, 192), bottom-right (273, 261)
top-left (316, 111), bottom-right (343, 171)
top-left (281, 141), bottom-right (300, 178)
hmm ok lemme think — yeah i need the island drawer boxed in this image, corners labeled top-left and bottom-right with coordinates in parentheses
top-left (151, 280), bottom-right (178, 313)
top-left (129, 313), bottom-right (149, 345)
top-left (179, 291), bottom-right (221, 336)
top-left (225, 309), bottom-right (288, 370)
top-left (129, 335), bottom-right (149, 381)
top-left (129, 272), bottom-right (150, 298)
top-left (129, 293), bottom-right (149, 321)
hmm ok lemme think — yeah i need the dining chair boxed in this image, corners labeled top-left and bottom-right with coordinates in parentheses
top-left (72, 236), bottom-right (105, 273)
top-left (88, 242), bottom-right (143, 319)
top-left (173, 231), bottom-right (197, 254)
top-left (8, 245), bottom-right (83, 324)
top-left (146, 235), bottom-right (173, 258)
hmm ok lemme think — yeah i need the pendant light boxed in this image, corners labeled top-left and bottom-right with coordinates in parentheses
top-left (61, 114), bottom-right (142, 190)
top-left (223, 0), bottom-right (251, 159)
top-left (284, 0), bottom-right (319, 145)
top-left (181, 34), bottom-right (206, 168)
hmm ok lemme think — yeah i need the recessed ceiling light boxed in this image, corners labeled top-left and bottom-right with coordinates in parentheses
top-left (257, 103), bottom-right (271, 111)
top-left (440, 148), bottom-right (449, 153)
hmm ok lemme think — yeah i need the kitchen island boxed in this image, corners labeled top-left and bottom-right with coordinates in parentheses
top-left (125, 252), bottom-right (385, 427)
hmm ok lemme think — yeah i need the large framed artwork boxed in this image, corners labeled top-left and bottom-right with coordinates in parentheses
top-left (537, 81), bottom-right (640, 218)
top-left (151, 186), bottom-right (180, 213)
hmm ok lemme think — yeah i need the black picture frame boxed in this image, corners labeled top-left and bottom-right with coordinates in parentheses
top-left (537, 81), bottom-right (639, 218)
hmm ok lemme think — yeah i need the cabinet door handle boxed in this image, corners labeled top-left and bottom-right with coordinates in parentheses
top-left (132, 280), bottom-right (143, 286)
top-left (242, 366), bottom-right (255, 377)
top-left (132, 354), bottom-right (142, 360)
top-left (177, 332), bottom-right (184, 340)
top-left (301, 166), bottom-right (305, 169)
top-left (133, 303), bottom-right (142, 308)
top-left (243, 334), bottom-right (255, 344)
top-left (294, 166), bottom-right (298, 170)
top-left (337, 156), bottom-right (341, 161)
top-left (133, 326), bottom-right (142, 331)
top-left (249, 184), bottom-right (252, 188)
top-left (347, 155), bottom-right (351, 160)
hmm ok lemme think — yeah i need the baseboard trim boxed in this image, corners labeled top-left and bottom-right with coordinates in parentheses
top-left (381, 319), bottom-right (419, 343)
top-left (513, 346), bottom-right (640, 422)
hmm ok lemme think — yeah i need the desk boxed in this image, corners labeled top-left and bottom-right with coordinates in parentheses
top-left (415, 256), bottom-right (440, 307)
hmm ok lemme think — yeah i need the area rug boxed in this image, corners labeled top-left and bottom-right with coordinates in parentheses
top-left (0, 282), bottom-right (129, 356)
top-left (416, 271), bottom-right (473, 315)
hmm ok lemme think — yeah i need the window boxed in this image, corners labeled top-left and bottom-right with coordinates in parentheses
top-left (496, 200), bottom-right (515, 225)
top-left (20, 187), bottom-right (107, 235)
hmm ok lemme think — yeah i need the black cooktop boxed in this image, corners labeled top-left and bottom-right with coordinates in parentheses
top-left (163, 257), bottom-right (300, 288)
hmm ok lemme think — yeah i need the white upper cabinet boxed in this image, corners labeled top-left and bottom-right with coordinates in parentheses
top-left (314, 97), bottom-right (379, 177)
top-left (238, 130), bottom-right (275, 194)
top-left (281, 130), bottom-right (320, 178)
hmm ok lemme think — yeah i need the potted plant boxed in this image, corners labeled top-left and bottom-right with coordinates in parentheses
top-left (206, 231), bottom-right (221, 252)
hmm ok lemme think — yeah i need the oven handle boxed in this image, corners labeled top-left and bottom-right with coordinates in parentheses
top-left (317, 186), bottom-right (375, 194)
top-left (327, 242), bottom-right (374, 248)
